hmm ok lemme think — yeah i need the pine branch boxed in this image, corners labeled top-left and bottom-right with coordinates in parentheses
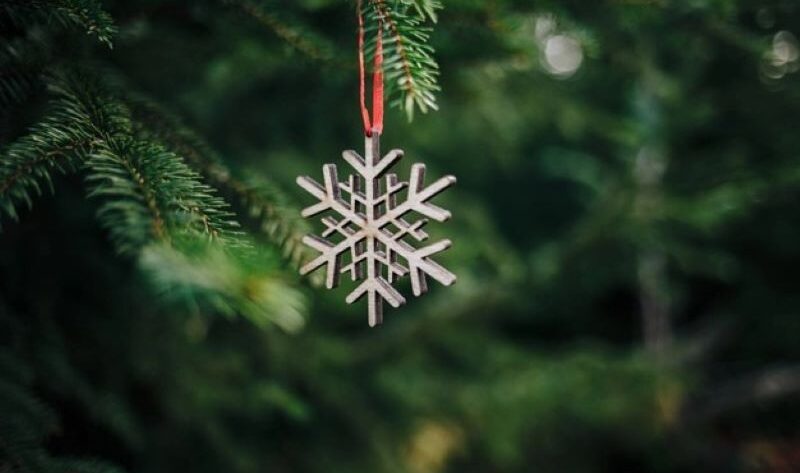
top-left (364, 0), bottom-right (442, 121)
top-left (0, 71), bottom-right (118, 222)
top-left (140, 240), bottom-right (307, 333)
top-left (222, 0), bottom-right (336, 63)
top-left (121, 91), bottom-right (317, 271)
top-left (51, 73), bottom-right (310, 326)
top-left (0, 67), bottom-right (308, 329)
top-left (1, 69), bottom-right (243, 255)
top-left (86, 138), bottom-right (243, 254)
top-left (0, 0), bottom-right (117, 48)
top-left (398, 0), bottom-right (442, 23)
top-left (234, 176), bottom-right (312, 269)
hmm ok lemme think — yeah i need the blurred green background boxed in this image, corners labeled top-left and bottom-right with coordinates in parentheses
top-left (2, 1), bottom-right (800, 472)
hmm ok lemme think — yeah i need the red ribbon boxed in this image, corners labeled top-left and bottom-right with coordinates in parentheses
top-left (358, 2), bottom-right (383, 136)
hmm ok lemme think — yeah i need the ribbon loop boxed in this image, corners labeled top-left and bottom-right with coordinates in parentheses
top-left (358, 2), bottom-right (384, 136)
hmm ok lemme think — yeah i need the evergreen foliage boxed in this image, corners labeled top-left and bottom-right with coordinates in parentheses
top-left (0, 76), bottom-right (88, 222)
top-left (364, 0), bottom-right (442, 119)
top-left (1, 0), bottom-right (116, 47)
top-left (121, 92), bottom-right (314, 268)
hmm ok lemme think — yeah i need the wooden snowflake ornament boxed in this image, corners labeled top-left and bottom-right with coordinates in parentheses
top-left (296, 133), bottom-right (456, 326)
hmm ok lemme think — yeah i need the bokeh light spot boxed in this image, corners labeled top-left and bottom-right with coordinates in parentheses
top-left (543, 34), bottom-right (584, 78)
